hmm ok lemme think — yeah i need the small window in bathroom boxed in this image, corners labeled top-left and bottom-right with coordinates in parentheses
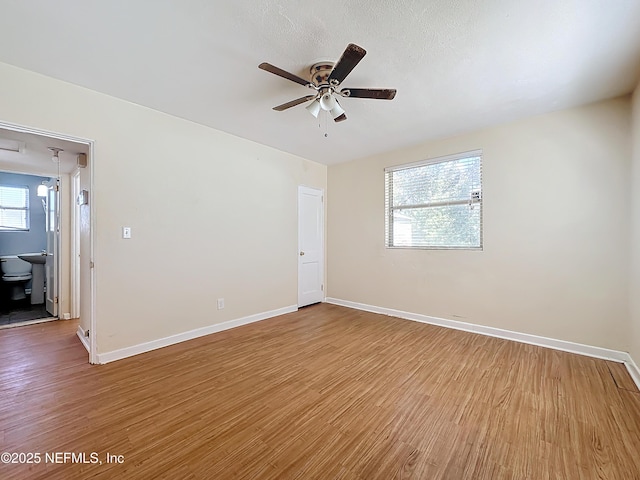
top-left (0, 185), bottom-right (30, 231)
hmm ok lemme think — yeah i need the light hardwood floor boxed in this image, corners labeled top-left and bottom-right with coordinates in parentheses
top-left (1, 303), bottom-right (639, 479)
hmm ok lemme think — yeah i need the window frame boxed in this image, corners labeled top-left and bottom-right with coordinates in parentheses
top-left (0, 184), bottom-right (30, 232)
top-left (384, 150), bottom-right (483, 250)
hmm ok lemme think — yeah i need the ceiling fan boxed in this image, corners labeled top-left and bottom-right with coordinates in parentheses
top-left (258, 43), bottom-right (396, 123)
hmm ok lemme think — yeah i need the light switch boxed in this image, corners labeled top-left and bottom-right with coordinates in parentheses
top-left (122, 227), bottom-right (132, 239)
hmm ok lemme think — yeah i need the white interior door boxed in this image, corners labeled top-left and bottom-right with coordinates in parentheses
top-left (45, 180), bottom-right (59, 317)
top-left (298, 186), bottom-right (324, 307)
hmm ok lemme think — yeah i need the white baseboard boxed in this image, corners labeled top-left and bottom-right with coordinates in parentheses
top-left (76, 325), bottom-right (90, 353)
top-left (626, 356), bottom-right (640, 391)
top-left (325, 298), bottom-right (640, 391)
top-left (96, 305), bottom-right (298, 364)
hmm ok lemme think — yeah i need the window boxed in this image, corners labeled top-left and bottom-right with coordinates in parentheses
top-left (0, 185), bottom-right (30, 231)
top-left (385, 150), bottom-right (482, 249)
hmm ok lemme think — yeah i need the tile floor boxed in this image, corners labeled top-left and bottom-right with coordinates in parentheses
top-left (0, 298), bottom-right (53, 326)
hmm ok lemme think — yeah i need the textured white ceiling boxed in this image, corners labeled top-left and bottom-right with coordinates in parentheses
top-left (0, 0), bottom-right (639, 165)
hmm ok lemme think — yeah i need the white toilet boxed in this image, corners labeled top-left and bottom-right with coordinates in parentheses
top-left (1, 256), bottom-right (33, 301)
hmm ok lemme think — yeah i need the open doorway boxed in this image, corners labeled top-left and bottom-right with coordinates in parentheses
top-left (0, 171), bottom-right (55, 325)
top-left (0, 123), bottom-right (94, 362)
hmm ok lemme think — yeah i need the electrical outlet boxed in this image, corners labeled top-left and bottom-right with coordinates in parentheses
top-left (217, 298), bottom-right (224, 310)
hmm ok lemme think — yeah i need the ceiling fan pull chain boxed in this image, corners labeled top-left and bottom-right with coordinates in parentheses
top-left (324, 110), bottom-right (329, 138)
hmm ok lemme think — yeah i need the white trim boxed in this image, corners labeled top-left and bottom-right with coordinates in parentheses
top-left (96, 305), bottom-right (298, 364)
top-left (325, 298), bottom-right (640, 391)
top-left (88, 140), bottom-right (97, 365)
top-left (70, 169), bottom-right (81, 320)
top-left (625, 356), bottom-right (640, 391)
top-left (52, 178), bottom-right (60, 318)
top-left (76, 325), bottom-right (90, 353)
top-left (0, 120), bottom-right (95, 145)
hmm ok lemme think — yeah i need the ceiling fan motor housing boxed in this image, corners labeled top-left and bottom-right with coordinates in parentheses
top-left (310, 62), bottom-right (335, 87)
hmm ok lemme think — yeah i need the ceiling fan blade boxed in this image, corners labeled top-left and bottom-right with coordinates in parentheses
top-left (328, 44), bottom-right (367, 84)
top-left (273, 95), bottom-right (317, 111)
top-left (342, 88), bottom-right (396, 100)
top-left (259, 62), bottom-right (310, 87)
top-left (334, 113), bottom-right (347, 123)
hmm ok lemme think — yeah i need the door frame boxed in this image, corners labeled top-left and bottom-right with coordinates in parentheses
top-left (45, 178), bottom-right (59, 317)
top-left (297, 185), bottom-right (325, 307)
top-left (0, 121), bottom-right (97, 364)
top-left (70, 169), bottom-right (81, 319)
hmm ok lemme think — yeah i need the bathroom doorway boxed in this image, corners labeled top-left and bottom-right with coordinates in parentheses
top-left (0, 170), bottom-right (55, 325)
top-left (0, 124), bottom-right (94, 362)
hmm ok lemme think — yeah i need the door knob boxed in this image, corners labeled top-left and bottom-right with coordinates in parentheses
top-left (299, 251), bottom-right (305, 256)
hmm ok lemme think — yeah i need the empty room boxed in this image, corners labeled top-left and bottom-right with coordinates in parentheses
top-left (1, 1), bottom-right (640, 479)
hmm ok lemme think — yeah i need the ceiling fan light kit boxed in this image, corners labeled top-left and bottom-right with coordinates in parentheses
top-left (330, 99), bottom-right (345, 120)
top-left (259, 43), bottom-right (396, 125)
top-left (320, 91), bottom-right (337, 111)
top-left (305, 99), bottom-right (321, 118)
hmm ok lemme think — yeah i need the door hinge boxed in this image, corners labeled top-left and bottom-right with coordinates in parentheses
top-left (89, 261), bottom-right (95, 268)
top-left (321, 284), bottom-right (324, 291)
top-left (54, 296), bottom-right (59, 304)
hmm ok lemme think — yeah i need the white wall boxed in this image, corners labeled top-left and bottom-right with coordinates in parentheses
top-left (328, 97), bottom-right (631, 351)
top-left (631, 84), bottom-right (640, 364)
top-left (0, 62), bottom-right (326, 354)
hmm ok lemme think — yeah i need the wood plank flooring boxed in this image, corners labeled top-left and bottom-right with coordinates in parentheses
top-left (1, 303), bottom-right (639, 479)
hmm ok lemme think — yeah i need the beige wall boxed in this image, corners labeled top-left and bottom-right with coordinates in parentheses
top-left (631, 84), bottom-right (640, 364)
top-left (328, 97), bottom-right (631, 351)
top-left (0, 62), bottom-right (326, 354)
top-left (0, 58), bottom-right (634, 358)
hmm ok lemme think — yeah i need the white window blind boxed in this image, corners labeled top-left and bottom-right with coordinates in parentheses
top-left (0, 185), bottom-right (30, 231)
top-left (385, 150), bottom-right (482, 249)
